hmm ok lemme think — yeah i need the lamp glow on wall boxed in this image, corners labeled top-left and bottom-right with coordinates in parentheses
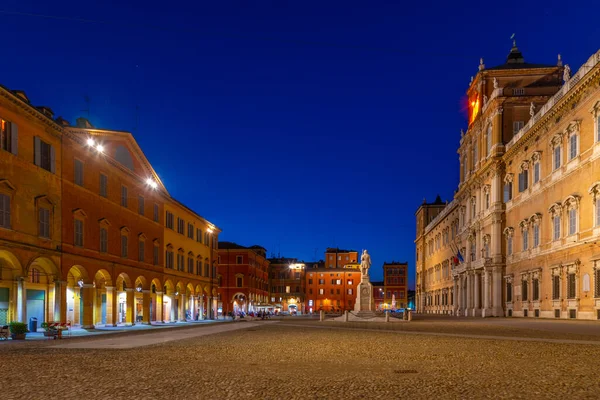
top-left (86, 137), bottom-right (104, 154)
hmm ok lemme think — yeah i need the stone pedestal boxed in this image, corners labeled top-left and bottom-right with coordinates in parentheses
top-left (354, 278), bottom-right (376, 317)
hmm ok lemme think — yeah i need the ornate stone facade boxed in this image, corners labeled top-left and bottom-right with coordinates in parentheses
top-left (416, 43), bottom-right (600, 319)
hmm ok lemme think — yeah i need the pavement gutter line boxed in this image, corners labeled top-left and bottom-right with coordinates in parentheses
top-left (278, 323), bottom-right (600, 346)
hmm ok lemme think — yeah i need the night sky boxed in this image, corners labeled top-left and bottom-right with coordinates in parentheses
top-left (1, 1), bottom-right (598, 285)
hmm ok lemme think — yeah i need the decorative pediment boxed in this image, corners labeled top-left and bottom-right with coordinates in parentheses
top-left (550, 133), bottom-right (563, 148)
top-left (483, 184), bottom-right (491, 194)
top-left (120, 226), bottom-right (130, 234)
top-left (153, 238), bottom-right (160, 246)
top-left (590, 100), bottom-right (600, 117)
top-left (166, 243), bottom-right (174, 250)
top-left (565, 120), bottom-right (582, 135)
top-left (548, 202), bottom-right (562, 215)
top-left (72, 208), bottom-right (88, 218)
top-left (519, 219), bottom-right (529, 231)
top-left (503, 227), bottom-right (515, 237)
top-left (0, 179), bottom-right (16, 193)
top-left (588, 182), bottom-right (600, 200)
top-left (138, 232), bottom-right (147, 241)
top-left (519, 160), bottom-right (530, 172)
top-left (35, 195), bottom-right (54, 208)
top-left (563, 195), bottom-right (581, 210)
top-left (483, 234), bottom-right (491, 244)
top-left (187, 251), bottom-right (194, 257)
top-left (178, 247), bottom-right (185, 254)
top-left (529, 213), bottom-right (542, 225)
top-left (531, 151), bottom-right (542, 163)
top-left (98, 218), bottom-right (111, 227)
top-left (504, 173), bottom-right (514, 184)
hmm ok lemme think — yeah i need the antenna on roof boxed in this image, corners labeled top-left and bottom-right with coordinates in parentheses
top-left (510, 33), bottom-right (516, 46)
top-left (81, 95), bottom-right (90, 118)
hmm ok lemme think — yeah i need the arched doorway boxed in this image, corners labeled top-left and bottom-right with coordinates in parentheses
top-left (232, 293), bottom-right (246, 315)
top-left (66, 266), bottom-right (89, 326)
top-left (0, 250), bottom-right (23, 324)
top-left (93, 269), bottom-right (112, 326)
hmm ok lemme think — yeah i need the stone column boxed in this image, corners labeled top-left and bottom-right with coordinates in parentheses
top-left (180, 293), bottom-right (186, 321)
top-left (466, 272), bottom-right (472, 316)
top-left (474, 272), bottom-right (481, 316)
top-left (482, 270), bottom-right (491, 317)
top-left (81, 284), bottom-right (95, 329)
top-left (142, 290), bottom-right (151, 324)
top-left (16, 278), bottom-right (26, 323)
top-left (492, 267), bottom-right (503, 316)
top-left (492, 107), bottom-right (503, 152)
top-left (105, 286), bottom-right (117, 326)
top-left (155, 291), bottom-right (164, 322)
top-left (54, 280), bottom-right (67, 323)
top-left (457, 276), bottom-right (463, 315)
top-left (189, 295), bottom-right (195, 320)
top-left (125, 288), bottom-right (135, 326)
top-left (198, 296), bottom-right (204, 320)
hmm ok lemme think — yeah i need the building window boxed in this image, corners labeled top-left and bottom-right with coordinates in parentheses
top-left (0, 193), bottom-right (10, 229)
top-left (154, 243), bottom-right (159, 265)
top-left (473, 143), bottom-right (478, 165)
top-left (188, 223), bottom-right (194, 239)
top-left (121, 186), bottom-right (128, 207)
top-left (486, 125), bottom-right (492, 155)
top-left (74, 159), bottom-right (84, 186)
top-left (196, 260), bottom-right (202, 275)
top-left (568, 208), bottom-right (577, 236)
top-left (522, 229), bottom-right (528, 251)
top-left (204, 263), bottom-right (209, 277)
top-left (569, 134), bottom-right (578, 161)
top-left (533, 278), bottom-right (540, 301)
top-left (138, 196), bottom-right (144, 215)
top-left (506, 282), bottom-right (512, 302)
top-left (165, 211), bottom-right (174, 229)
top-left (319, 288), bottom-right (324, 295)
top-left (236, 255), bottom-right (243, 264)
top-left (196, 228), bottom-right (202, 242)
top-left (204, 232), bottom-right (210, 246)
top-left (99, 174), bottom-right (108, 197)
top-left (553, 215), bottom-right (561, 240)
top-left (236, 277), bottom-right (243, 288)
top-left (34, 137), bottom-right (55, 173)
top-left (188, 257), bottom-right (194, 274)
top-left (177, 218), bottom-right (184, 234)
top-left (518, 169), bottom-right (528, 192)
top-left (594, 268), bottom-right (600, 298)
top-left (177, 252), bottom-right (184, 271)
top-left (513, 121), bottom-right (524, 134)
top-left (121, 235), bottom-right (128, 258)
top-left (74, 219), bottom-right (84, 247)
top-left (567, 273), bottom-right (576, 299)
top-left (138, 240), bottom-right (145, 262)
top-left (347, 288), bottom-right (353, 295)
top-left (503, 182), bottom-right (512, 202)
top-left (552, 275), bottom-right (560, 299)
top-left (166, 249), bottom-right (174, 268)
top-left (521, 280), bottom-right (528, 301)
top-left (38, 207), bottom-right (50, 238)
top-left (485, 192), bottom-right (490, 209)
top-left (553, 146), bottom-right (561, 170)
top-left (99, 227), bottom-right (108, 253)
top-left (153, 204), bottom-right (159, 222)
top-left (0, 117), bottom-right (17, 154)
top-left (533, 161), bottom-right (540, 184)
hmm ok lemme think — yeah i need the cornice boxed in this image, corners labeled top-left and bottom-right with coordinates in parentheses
top-left (504, 63), bottom-right (600, 160)
top-left (0, 88), bottom-right (63, 138)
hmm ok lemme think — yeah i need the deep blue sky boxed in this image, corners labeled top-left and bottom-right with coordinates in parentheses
top-left (1, 1), bottom-right (597, 285)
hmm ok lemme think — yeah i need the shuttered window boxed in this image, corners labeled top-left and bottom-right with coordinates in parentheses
top-left (0, 118), bottom-right (18, 155)
top-left (74, 159), bottom-right (84, 186)
top-left (39, 208), bottom-right (50, 238)
top-left (34, 136), bottom-right (55, 173)
top-left (0, 194), bottom-right (10, 229)
top-left (552, 275), bottom-right (560, 300)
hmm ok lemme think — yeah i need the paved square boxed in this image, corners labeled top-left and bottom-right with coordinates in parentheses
top-left (2, 318), bottom-right (600, 399)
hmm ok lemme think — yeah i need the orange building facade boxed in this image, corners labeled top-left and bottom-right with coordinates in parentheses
top-left (268, 257), bottom-right (306, 314)
top-left (382, 262), bottom-right (408, 309)
top-left (0, 85), bottom-right (220, 328)
top-left (217, 242), bottom-right (270, 316)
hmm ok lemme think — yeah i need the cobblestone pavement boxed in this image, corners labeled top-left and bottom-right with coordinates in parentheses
top-left (2, 320), bottom-right (600, 399)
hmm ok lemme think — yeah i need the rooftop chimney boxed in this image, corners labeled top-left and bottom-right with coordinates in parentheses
top-left (76, 117), bottom-right (94, 129)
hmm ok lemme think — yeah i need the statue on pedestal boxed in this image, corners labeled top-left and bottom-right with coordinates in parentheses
top-left (360, 250), bottom-right (371, 277)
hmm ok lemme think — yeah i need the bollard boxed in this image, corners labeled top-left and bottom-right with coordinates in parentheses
top-left (344, 310), bottom-right (349, 322)
top-left (320, 310), bottom-right (324, 322)
top-left (385, 310), bottom-right (389, 323)
top-left (408, 310), bottom-right (412, 321)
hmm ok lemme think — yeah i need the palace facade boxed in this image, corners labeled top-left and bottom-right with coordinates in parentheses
top-left (0, 85), bottom-right (220, 328)
top-left (415, 43), bottom-right (600, 319)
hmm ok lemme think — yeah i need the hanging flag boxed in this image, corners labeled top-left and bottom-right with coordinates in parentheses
top-left (456, 249), bottom-right (464, 264)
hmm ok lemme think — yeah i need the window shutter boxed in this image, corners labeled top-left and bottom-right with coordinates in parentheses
top-left (34, 136), bottom-right (41, 166)
top-left (10, 123), bottom-right (18, 155)
top-left (50, 145), bottom-right (56, 173)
